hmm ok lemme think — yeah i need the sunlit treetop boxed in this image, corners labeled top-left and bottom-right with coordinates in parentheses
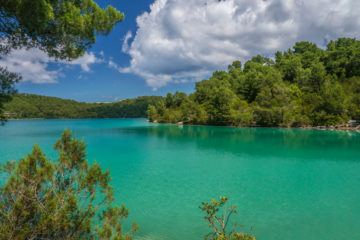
top-left (0, 0), bottom-right (124, 59)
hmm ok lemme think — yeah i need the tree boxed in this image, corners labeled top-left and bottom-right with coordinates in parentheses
top-left (148, 37), bottom-right (359, 128)
top-left (0, 0), bottom-right (124, 123)
top-left (173, 91), bottom-right (187, 107)
top-left (180, 98), bottom-right (208, 124)
top-left (204, 84), bottom-right (234, 125)
top-left (228, 60), bottom-right (242, 70)
top-left (147, 105), bottom-right (158, 122)
top-left (199, 197), bottom-right (255, 240)
top-left (325, 38), bottom-right (360, 78)
top-left (230, 97), bottom-right (253, 126)
top-left (275, 52), bottom-right (303, 83)
top-left (165, 93), bottom-right (175, 108)
top-left (0, 130), bottom-right (138, 239)
top-left (164, 92), bottom-right (187, 108)
top-left (0, 0), bottom-right (124, 60)
top-left (0, 67), bottom-right (20, 123)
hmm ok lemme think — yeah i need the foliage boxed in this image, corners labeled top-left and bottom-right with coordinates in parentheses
top-left (0, 67), bottom-right (21, 124)
top-left (0, 130), bottom-right (138, 239)
top-left (199, 197), bottom-right (255, 240)
top-left (0, 0), bottom-right (124, 123)
top-left (0, 0), bottom-right (124, 60)
top-left (4, 93), bottom-right (163, 119)
top-left (148, 38), bottom-right (360, 127)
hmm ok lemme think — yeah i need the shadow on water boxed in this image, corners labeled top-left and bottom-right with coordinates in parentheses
top-left (2, 120), bottom-right (359, 164)
top-left (103, 124), bottom-right (360, 162)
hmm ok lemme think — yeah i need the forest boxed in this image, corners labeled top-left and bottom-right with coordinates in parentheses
top-left (4, 94), bottom-right (163, 119)
top-left (147, 38), bottom-right (360, 127)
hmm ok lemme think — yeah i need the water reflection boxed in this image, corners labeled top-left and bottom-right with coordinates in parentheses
top-left (108, 124), bottom-right (360, 162)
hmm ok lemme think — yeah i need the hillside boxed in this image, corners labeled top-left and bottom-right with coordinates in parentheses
top-left (4, 94), bottom-right (163, 119)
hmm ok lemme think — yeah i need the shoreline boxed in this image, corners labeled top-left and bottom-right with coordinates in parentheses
top-left (6, 118), bottom-right (360, 132)
top-left (150, 120), bottom-right (360, 132)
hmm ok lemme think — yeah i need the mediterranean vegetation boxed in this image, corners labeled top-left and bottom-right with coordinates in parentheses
top-left (0, 130), bottom-right (255, 240)
top-left (0, 0), bottom-right (124, 122)
top-left (147, 38), bottom-right (360, 127)
top-left (4, 93), bottom-right (163, 119)
top-left (200, 197), bottom-right (255, 240)
top-left (0, 0), bottom-right (256, 238)
top-left (1, 0), bottom-right (357, 239)
top-left (0, 130), bottom-right (139, 240)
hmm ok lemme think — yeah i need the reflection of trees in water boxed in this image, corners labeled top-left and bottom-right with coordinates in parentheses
top-left (113, 125), bottom-right (360, 162)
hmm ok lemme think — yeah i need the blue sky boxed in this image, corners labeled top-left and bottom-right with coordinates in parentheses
top-left (2, 0), bottom-right (360, 102)
top-left (13, 0), bottom-right (196, 102)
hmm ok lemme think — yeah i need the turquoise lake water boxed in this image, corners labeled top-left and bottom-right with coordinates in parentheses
top-left (1, 119), bottom-right (360, 239)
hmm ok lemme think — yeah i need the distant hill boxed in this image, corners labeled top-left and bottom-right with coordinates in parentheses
top-left (4, 93), bottom-right (163, 119)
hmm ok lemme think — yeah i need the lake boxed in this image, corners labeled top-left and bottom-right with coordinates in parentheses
top-left (1, 119), bottom-right (360, 240)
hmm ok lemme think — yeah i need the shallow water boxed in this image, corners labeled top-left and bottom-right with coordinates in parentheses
top-left (1, 119), bottom-right (360, 239)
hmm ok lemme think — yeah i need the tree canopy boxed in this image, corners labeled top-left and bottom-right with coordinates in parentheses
top-left (0, 130), bottom-right (138, 239)
top-left (0, 68), bottom-right (20, 123)
top-left (0, 0), bottom-right (124, 123)
top-left (147, 38), bottom-right (360, 127)
top-left (0, 0), bottom-right (124, 60)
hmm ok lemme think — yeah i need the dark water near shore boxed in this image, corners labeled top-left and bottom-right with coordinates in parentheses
top-left (1, 119), bottom-right (360, 239)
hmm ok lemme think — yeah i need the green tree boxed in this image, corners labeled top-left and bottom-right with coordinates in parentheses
top-left (0, 0), bottom-right (124, 123)
top-left (165, 93), bottom-right (175, 108)
top-left (205, 85), bottom-right (234, 125)
top-left (230, 97), bottom-right (253, 126)
top-left (148, 37), bottom-right (360, 128)
top-left (147, 105), bottom-right (158, 122)
top-left (325, 38), bottom-right (360, 78)
top-left (314, 80), bottom-right (347, 125)
top-left (199, 197), bottom-right (255, 240)
top-left (228, 60), bottom-right (242, 71)
top-left (0, 68), bottom-right (21, 123)
top-left (275, 51), bottom-right (303, 83)
top-left (0, 130), bottom-right (138, 239)
top-left (342, 77), bottom-right (360, 120)
top-left (180, 98), bottom-right (208, 124)
top-left (0, 0), bottom-right (124, 59)
top-left (307, 63), bottom-right (327, 92)
top-left (173, 91), bottom-right (187, 107)
top-left (165, 92), bottom-right (187, 108)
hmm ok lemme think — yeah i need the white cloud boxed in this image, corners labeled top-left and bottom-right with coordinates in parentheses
top-left (67, 52), bottom-right (101, 72)
top-left (0, 49), bottom-right (102, 83)
top-left (122, 31), bottom-right (133, 53)
top-left (0, 48), bottom-right (58, 84)
top-left (122, 0), bottom-right (360, 88)
top-left (108, 59), bottom-right (122, 72)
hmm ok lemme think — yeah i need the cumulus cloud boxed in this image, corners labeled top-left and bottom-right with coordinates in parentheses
top-left (0, 49), bottom-right (102, 83)
top-left (121, 0), bottom-right (360, 88)
top-left (0, 48), bottom-right (58, 84)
